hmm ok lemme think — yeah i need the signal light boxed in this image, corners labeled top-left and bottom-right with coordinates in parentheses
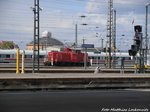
top-left (131, 45), bottom-right (137, 51)
top-left (134, 27), bottom-right (142, 50)
top-left (102, 47), bottom-right (111, 52)
top-left (134, 25), bottom-right (142, 32)
top-left (103, 48), bottom-right (106, 52)
top-left (128, 49), bottom-right (133, 56)
top-left (128, 49), bottom-right (137, 57)
top-left (134, 38), bottom-right (141, 50)
top-left (135, 39), bottom-right (140, 46)
top-left (128, 45), bottom-right (138, 57)
top-left (128, 25), bottom-right (142, 57)
top-left (132, 50), bottom-right (137, 57)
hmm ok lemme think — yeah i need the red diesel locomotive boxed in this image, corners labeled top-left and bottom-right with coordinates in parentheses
top-left (44, 48), bottom-right (89, 66)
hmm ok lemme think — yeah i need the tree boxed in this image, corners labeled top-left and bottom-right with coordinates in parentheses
top-left (0, 41), bottom-right (18, 49)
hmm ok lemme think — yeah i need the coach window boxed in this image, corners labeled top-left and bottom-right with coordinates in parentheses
top-left (25, 55), bottom-right (27, 58)
top-left (6, 55), bottom-right (10, 58)
top-left (0, 54), bottom-right (5, 58)
top-left (76, 50), bottom-right (81, 53)
top-left (100, 56), bottom-right (102, 60)
top-left (94, 56), bottom-right (96, 60)
top-left (39, 55), bottom-right (44, 58)
top-left (12, 54), bottom-right (15, 58)
top-left (25, 55), bottom-right (32, 58)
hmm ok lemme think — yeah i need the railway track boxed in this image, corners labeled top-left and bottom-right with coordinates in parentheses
top-left (0, 67), bottom-right (150, 73)
top-left (1, 63), bottom-right (150, 73)
top-left (0, 62), bottom-right (135, 68)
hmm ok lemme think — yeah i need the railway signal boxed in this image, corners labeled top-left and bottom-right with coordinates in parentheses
top-left (128, 45), bottom-right (137, 57)
top-left (128, 25), bottom-right (142, 57)
top-left (134, 25), bottom-right (142, 50)
top-left (128, 25), bottom-right (145, 73)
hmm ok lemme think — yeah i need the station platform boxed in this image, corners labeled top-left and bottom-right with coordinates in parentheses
top-left (0, 73), bottom-right (150, 90)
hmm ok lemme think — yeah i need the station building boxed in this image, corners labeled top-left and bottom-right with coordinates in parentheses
top-left (26, 31), bottom-right (64, 51)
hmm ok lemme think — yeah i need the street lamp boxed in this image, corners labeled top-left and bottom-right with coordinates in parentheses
top-left (80, 15), bottom-right (86, 18)
top-left (145, 3), bottom-right (150, 65)
top-left (74, 15), bottom-right (87, 47)
top-left (82, 24), bottom-right (88, 69)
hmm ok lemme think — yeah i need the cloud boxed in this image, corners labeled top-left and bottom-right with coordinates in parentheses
top-left (86, 0), bottom-right (100, 13)
top-left (0, 0), bottom-right (149, 50)
top-left (85, 0), bottom-right (107, 14)
top-left (114, 0), bottom-right (149, 5)
top-left (41, 9), bottom-right (74, 29)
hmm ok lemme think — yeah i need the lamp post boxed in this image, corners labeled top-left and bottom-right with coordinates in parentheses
top-left (145, 3), bottom-right (150, 65)
top-left (74, 15), bottom-right (87, 47)
top-left (81, 24), bottom-right (88, 69)
top-left (74, 17), bottom-right (78, 47)
top-left (80, 15), bottom-right (88, 69)
top-left (112, 8), bottom-right (116, 68)
top-left (82, 37), bottom-right (87, 69)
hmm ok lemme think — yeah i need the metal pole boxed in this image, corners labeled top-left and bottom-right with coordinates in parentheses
top-left (21, 50), bottom-right (25, 74)
top-left (139, 32), bottom-right (142, 73)
top-left (105, 41), bottom-right (108, 68)
top-left (75, 24), bottom-right (78, 46)
top-left (108, 0), bottom-right (113, 68)
top-left (108, 6), bottom-right (112, 69)
top-left (32, 1), bottom-right (36, 73)
top-left (32, 0), bottom-right (40, 73)
top-left (101, 38), bottom-right (104, 49)
top-left (113, 10), bottom-right (116, 51)
top-left (112, 9), bottom-right (116, 68)
top-left (37, 0), bottom-right (40, 72)
top-left (145, 3), bottom-right (150, 65)
top-left (84, 45), bottom-right (86, 69)
top-left (82, 38), bottom-right (87, 69)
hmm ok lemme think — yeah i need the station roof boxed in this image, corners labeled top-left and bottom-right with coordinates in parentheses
top-left (28, 37), bottom-right (64, 46)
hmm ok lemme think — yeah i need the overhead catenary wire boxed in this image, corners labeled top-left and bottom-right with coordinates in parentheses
top-left (0, 0), bottom-right (149, 50)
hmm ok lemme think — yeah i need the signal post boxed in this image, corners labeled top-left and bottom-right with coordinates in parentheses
top-left (128, 25), bottom-right (145, 73)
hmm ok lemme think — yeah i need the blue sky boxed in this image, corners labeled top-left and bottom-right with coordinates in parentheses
top-left (0, 0), bottom-right (150, 50)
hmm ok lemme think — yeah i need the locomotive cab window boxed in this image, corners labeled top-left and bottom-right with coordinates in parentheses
top-left (75, 50), bottom-right (81, 53)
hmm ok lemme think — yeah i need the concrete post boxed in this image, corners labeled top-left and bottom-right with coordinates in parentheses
top-left (21, 50), bottom-right (25, 74)
top-left (16, 48), bottom-right (20, 74)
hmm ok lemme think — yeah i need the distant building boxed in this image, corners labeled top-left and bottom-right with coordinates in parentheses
top-left (26, 31), bottom-right (64, 50)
